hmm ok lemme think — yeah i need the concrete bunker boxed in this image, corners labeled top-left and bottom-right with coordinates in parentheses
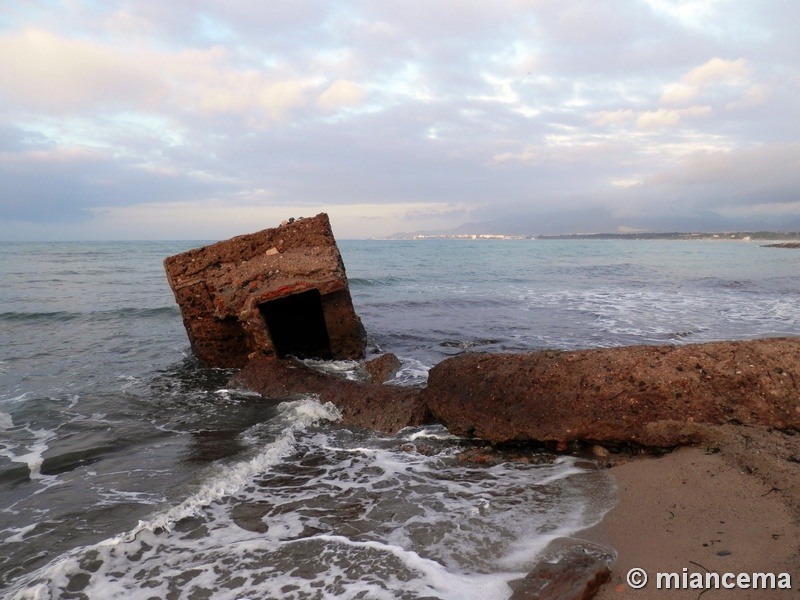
top-left (164, 213), bottom-right (366, 368)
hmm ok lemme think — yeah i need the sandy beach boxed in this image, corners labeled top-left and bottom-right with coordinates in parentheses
top-left (585, 425), bottom-right (800, 599)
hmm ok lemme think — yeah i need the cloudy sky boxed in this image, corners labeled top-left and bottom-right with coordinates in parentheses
top-left (1, 0), bottom-right (799, 240)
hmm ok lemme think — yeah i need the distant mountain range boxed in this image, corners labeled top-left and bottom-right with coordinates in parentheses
top-left (382, 210), bottom-right (800, 240)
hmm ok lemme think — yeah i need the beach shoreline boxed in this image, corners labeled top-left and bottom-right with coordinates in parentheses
top-left (581, 425), bottom-right (800, 599)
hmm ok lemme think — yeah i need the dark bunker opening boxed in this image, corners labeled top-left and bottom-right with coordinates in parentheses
top-left (258, 289), bottom-right (333, 359)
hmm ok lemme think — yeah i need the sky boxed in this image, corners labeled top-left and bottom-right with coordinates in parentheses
top-left (1, 0), bottom-right (799, 240)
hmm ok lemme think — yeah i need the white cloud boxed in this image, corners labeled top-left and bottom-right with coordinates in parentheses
top-left (101, 9), bottom-right (157, 37)
top-left (0, 28), bottom-right (164, 112)
top-left (611, 178), bottom-right (642, 187)
top-left (660, 57), bottom-right (751, 104)
top-left (588, 109), bottom-right (636, 126)
top-left (636, 106), bottom-right (711, 129)
top-left (725, 83), bottom-right (770, 109)
top-left (642, 0), bottom-right (725, 29)
top-left (0, 28), bottom-right (348, 126)
top-left (317, 80), bottom-right (366, 112)
top-left (162, 47), bottom-right (323, 124)
top-left (659, 83), bottom-right (697, 105)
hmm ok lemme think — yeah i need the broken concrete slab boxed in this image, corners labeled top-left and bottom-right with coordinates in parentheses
top-left (422, 337), bottom-right (800, 448)
top-left (227, 357), bottom-right (433, 434)
top-left (164, 213), bottom-right (367, 368)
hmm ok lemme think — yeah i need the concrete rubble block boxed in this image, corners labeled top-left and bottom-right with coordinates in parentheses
top-left (164, 213), bottom-right (367, 368)
top-left (362, 352), bottom-right (403, 384)
top-left (422, 337), bottom-right (800, 448)
top-left (508, 539), bottom-right (614, 600)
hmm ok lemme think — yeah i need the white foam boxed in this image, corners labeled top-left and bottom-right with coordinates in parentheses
top-left (2, 392), bottom-right (32, 404)
top-left (300, 358), bottom-right (363, 380)
top-left (94, 488), bottom-right (165, 507)
top-left (116, 374), bottom-right (140, 391)
top-left (130, 397), bottom-right (341, 536)
top-left (0, 427), bottom-right (57, 480)
top-left (0, 411), bottom-right (13, 430)
top-left (286, 396), bottom-right (342, 422)
top-left (213, 387), bottom-right (263, 400)
top-left (3, 523), bottom-right (37, 543)
top-left (406, 425), bottom-right (461, 441)
top-left (391, 356), bottom-right (431, 385)
top-left (286, 534), bottom-right (521, 600)
top-left (529, 459), bottom-right (590, 486)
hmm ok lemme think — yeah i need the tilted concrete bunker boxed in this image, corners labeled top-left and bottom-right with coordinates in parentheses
top-left (164, 213), bottom-right (367, 368)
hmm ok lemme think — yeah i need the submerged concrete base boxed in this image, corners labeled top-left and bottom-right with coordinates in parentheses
top-left (228, 357), bottom-right (433, 434)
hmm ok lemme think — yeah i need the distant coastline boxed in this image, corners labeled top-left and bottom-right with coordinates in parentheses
top-left (762, 241), bottom-right (800, 248)
top-left (380, 231), bottom-right (800, 241)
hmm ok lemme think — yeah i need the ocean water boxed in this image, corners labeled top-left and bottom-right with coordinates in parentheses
top-left (1, 239), bottom-right (798, 599)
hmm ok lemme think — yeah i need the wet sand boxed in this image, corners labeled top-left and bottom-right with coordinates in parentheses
top-left (585, 425), bottom-right (800, 599)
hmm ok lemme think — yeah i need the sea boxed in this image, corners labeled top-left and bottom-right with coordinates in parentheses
top-left (1, 238), bottom-right (798, 599)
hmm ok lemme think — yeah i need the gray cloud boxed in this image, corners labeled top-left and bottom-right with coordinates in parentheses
top-left (0, 143), bottom-right (236, 222)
